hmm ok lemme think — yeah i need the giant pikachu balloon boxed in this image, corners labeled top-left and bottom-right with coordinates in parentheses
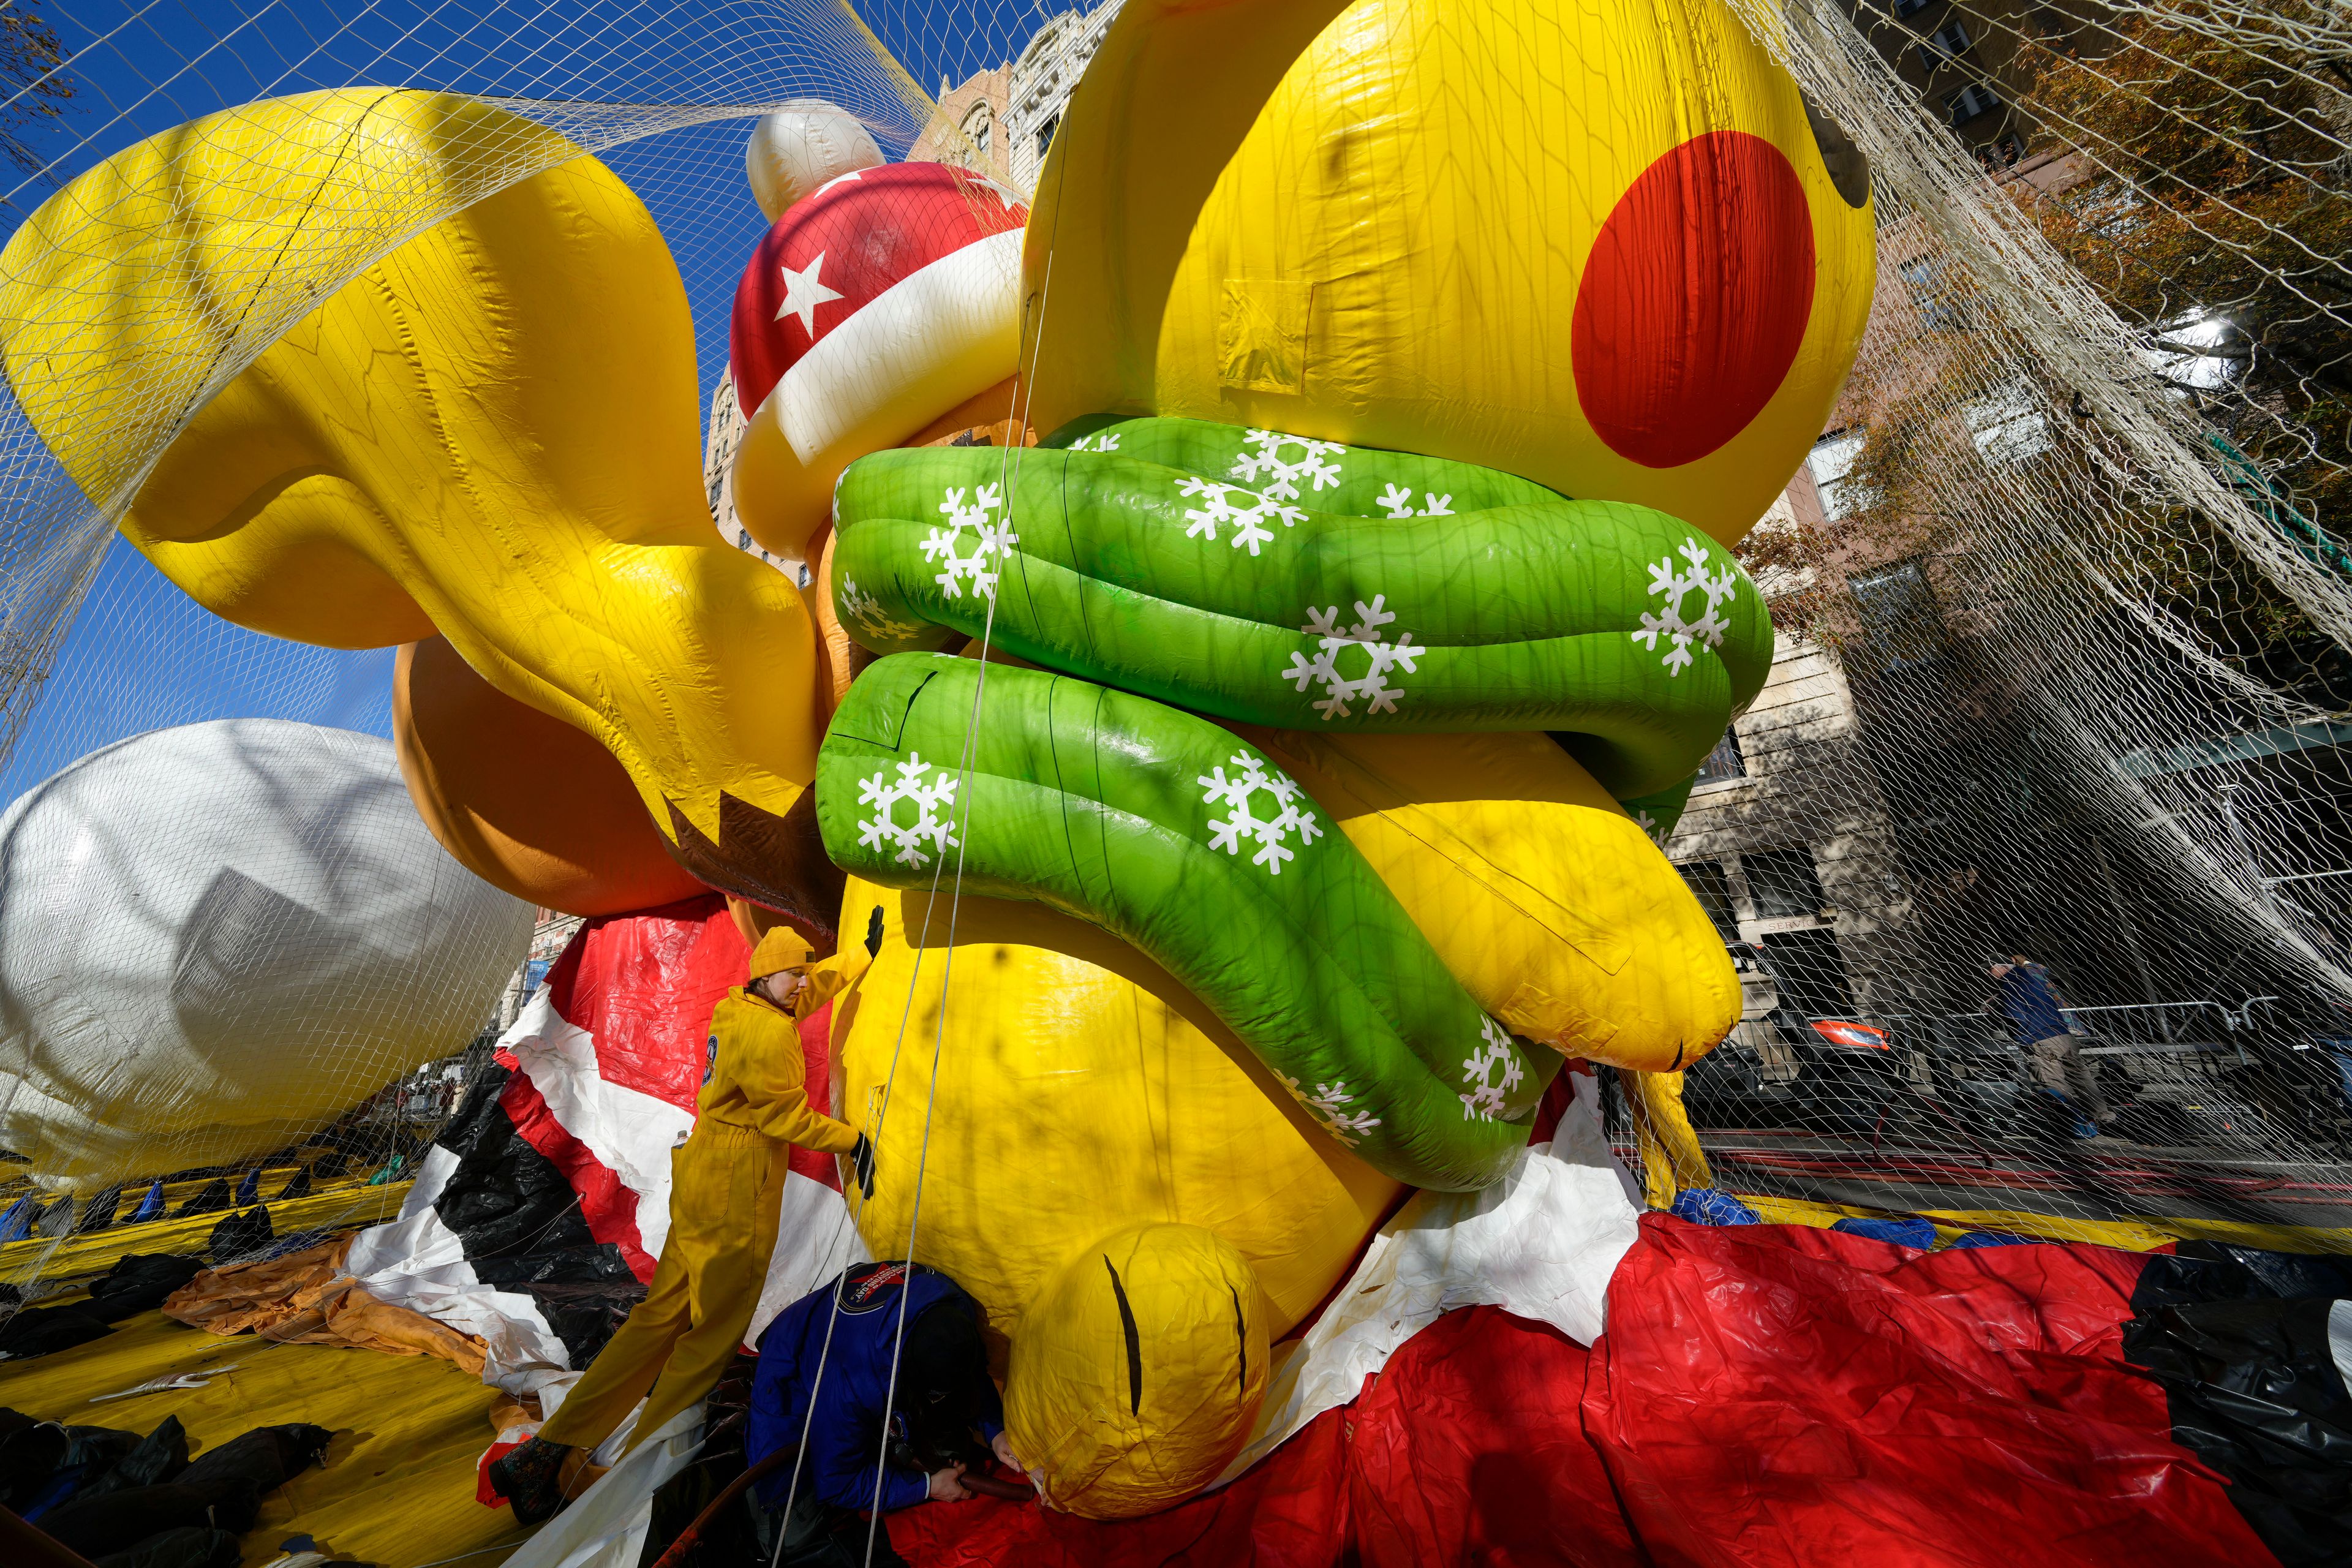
top-left (831, 0), bottom-right (1872, 1515)
top-left (0, 0), bottom-right (1872, 1525)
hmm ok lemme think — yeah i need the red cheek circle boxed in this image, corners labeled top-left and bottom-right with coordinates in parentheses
top-left (1572, 130), bottom-right (1816, 471)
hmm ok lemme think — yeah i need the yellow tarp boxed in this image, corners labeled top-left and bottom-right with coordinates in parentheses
top-left (2, 1182), bottom-right (415, 1288)
top-left (1738, 1191), bottom-right (2352, 1256)
top-left (0, 1305), bottom-right (525, 1568)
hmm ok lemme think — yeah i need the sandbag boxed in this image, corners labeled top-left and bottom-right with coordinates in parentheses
top-left (178, 1422), bottom-right (333, 1494)
top-left (81, 1255), bottom-right (207, 1324)
top-left (77, 1416), bottom-right (190, 1503)
top-left (205, 1207), bottom-right (273, 1262)
top-left (91, 1526), bottom-right (242, 1568)
top-left (0, 1306), bottom-right (113, 1359)
top-left (175, 1180), bottom-right (233, 1218)
top-left (0, 1419), bottom-right (68, 1506)
top-left (39, 1478), bottom-right (258, 1556)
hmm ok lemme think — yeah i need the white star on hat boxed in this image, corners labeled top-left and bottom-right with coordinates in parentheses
top-left (775, 251), bottom-right (845, 339)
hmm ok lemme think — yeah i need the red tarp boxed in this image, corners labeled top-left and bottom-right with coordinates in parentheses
top-left (888, 1216), bottom-right (2277, 1567)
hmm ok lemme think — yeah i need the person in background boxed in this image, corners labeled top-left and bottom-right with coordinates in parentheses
top-left (746, 1259), bottom-right (1016, 1567)
top-left (488, 927), bottom-right (875, 1522)
top-left (1989, 953), bottom-right (2111, 1139)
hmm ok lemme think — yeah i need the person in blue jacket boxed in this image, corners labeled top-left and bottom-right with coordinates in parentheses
top-left (747, 1259), bottom-right (1017, 1565)
top-left (1989, 954), bottom-right (2110, 1137)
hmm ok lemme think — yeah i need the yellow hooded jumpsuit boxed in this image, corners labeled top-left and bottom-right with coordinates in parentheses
top-left (537, 929), bottom-right (856, 1459)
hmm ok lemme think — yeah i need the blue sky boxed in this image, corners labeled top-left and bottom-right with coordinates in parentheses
top-left (0, 0), bottom-right (1054, 802)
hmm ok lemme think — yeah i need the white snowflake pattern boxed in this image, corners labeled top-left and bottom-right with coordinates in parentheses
top-left (1230, 429), bottom-right (1344, 502)
top-left (1460, 1016), bottom-right (1527, 1122)
top-left (1633, 538), bottom-right (1739, 676)
top-left (1068, 430), bottom-right (1121, 453)
top-left (854, 753), bottom-right (962, 870)
top-left (1283, 594), bottom-right (1428, 720)
top-left (1196, 750), bottom-right (1325, 875)
top-left (1374, 482), bottom-right (1455, 520)
top-left (1174, 476), bottom-right (1306, 557)
top-left (920, 484), bottom-right (1020, 602)
top-left (1635, 809), bottom-right (1663, 844)
top-left (1275, 1072), bottom-right (1383, 1147)
top-left (837, 576), bottom-right (922, 643)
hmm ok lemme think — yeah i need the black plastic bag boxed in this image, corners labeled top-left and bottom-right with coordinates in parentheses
top-left (2125, 1295), bottom-right (2352, 1567)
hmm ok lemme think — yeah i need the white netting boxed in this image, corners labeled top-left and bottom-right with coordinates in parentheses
top-left (0, 0), bottom-right (1067, 1294)
top-left (2, 0), bottom-right (2349, 1309)
top-left (1664, 0), bottom-right (2352, 1235)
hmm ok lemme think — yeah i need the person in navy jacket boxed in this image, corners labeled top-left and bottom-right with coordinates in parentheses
top-left (748, 1259), bottom-right (1017, 1559)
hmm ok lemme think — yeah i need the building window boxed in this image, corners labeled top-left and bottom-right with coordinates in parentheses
top-left (1947, 83), bottom-right (2002, 126)
top-left (1036, 114), bottom-right (1060, 159)
top-left (1965, 379), bottom-right (2053, 463)
top-left (1678, 861), bottom-right (1741, 940)
top-left (1849, 559), bottom-right (1945, 669)
top-left (962, 107), bottom-right (992, 160)
top-left (1744, 846), bottom-right (1828, 921)
top-left (1919, 20), bottom-right (1969, 68)
top-left (1760, 926), bottom-right (1857, 1017)
top-left (1896, 254), bottom-right (1966, 333)
top-left (1695, 726), bottom-right (1747, 785)
top-left (1892, 0), bottom-right (1932, 15)
top-left (1807, 429), bottom-right (1866, 518)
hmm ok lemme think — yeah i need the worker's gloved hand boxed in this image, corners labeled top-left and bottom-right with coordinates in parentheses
top-left (928, 1461), bottom-right (970, 1502)
top-left (850, 1132), bottom-right (876, 1199)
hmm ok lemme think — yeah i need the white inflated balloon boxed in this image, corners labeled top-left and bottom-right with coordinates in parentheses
top-left (745, 100), bottom-right (885, 222)
top-left (0, 720), bottom-right (532, 1190)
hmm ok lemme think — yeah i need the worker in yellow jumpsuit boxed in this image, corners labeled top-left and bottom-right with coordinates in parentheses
top-left (488, 928), bottom-right (871, 1522)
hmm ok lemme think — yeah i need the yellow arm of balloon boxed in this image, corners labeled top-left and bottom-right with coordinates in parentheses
top-left (0, 91), bottom-right (832, 931)
top-left (1255, 729), bottom-right (1744, 1072)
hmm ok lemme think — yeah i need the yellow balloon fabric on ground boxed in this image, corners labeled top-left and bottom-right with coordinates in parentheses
top-left (0, 91), bottom-right (834, 930)
top-left (826, 875), bottom-right (1403, 1346)
top-left (1027, 0), bottom-right (1875, 545)
top-left (1003, 1223), bottom-right (1272, 1520)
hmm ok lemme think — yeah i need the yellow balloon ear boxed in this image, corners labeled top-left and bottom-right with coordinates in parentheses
top-left (1004, 1222), bottom-right (1270, 1519)
top-left (0, 89), bottom-right (835, 935)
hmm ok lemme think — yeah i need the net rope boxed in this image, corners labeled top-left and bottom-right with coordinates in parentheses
top-left (3, 0), bottom-right (2350, 1343)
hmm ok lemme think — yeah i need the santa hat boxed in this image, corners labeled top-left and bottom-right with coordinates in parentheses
top-left (726, 123), bottom-right (1030, 560)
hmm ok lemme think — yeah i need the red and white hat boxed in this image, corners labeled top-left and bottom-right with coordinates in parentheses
top-left (728, 160), bottom-right (1029, 559)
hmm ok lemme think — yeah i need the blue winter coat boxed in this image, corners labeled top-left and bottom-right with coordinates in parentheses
top-left (1994, 963), bottom-right (2070, 1045)
top-left (747, 1261), bottom-right (1002, 1515)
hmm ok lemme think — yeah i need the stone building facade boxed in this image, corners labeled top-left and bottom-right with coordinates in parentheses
top-left (1003, 1), bottom-right (1123, 193)
top-left (911, 65), bottom-right (1012, 183)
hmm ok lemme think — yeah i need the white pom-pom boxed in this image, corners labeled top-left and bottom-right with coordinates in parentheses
top-left (746, 102), bottom-right (886, 222)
